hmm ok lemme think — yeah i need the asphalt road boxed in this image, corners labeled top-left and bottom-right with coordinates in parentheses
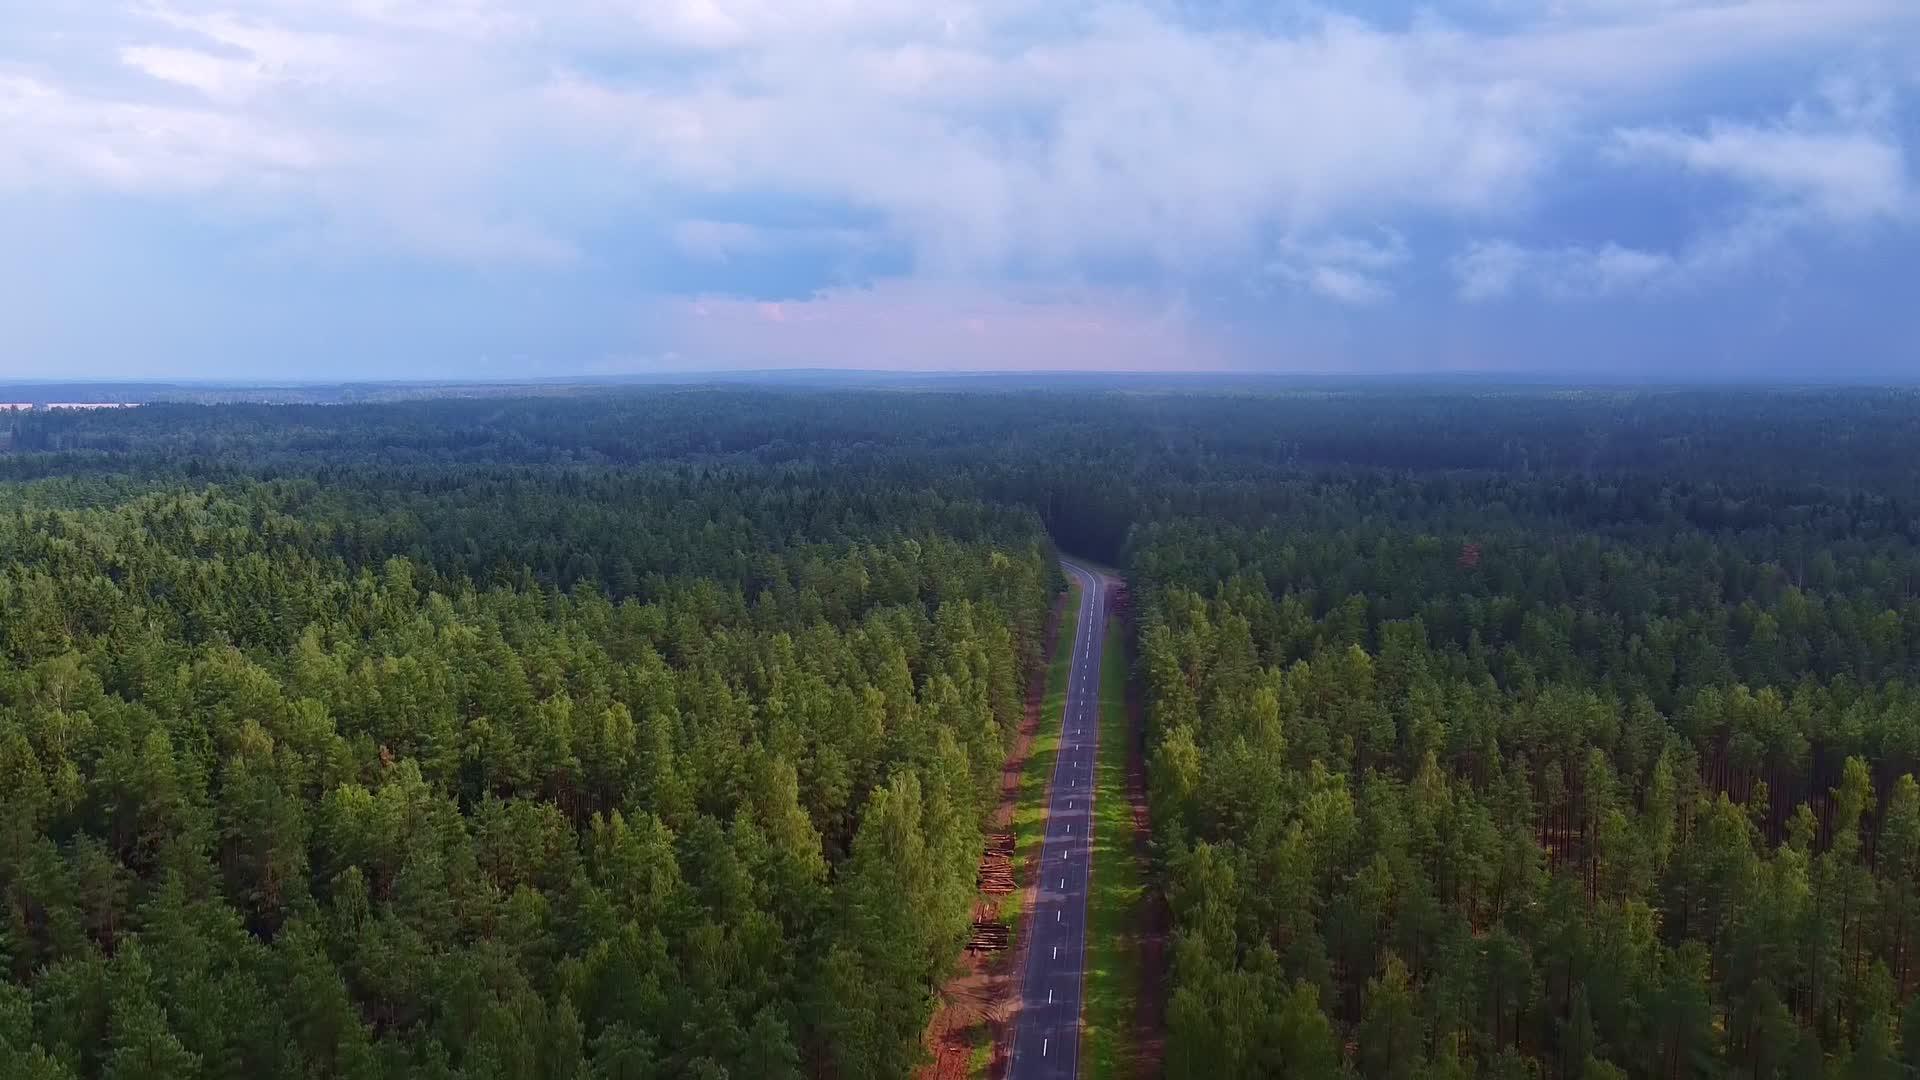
top-left (1007, 559), bottom-right (1106, 1080)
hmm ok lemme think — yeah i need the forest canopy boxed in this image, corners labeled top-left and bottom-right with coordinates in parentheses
top-left (6, 383), bottom-right (1920, 1078)
top-left (0, 393), bottom-right (1059, 1079)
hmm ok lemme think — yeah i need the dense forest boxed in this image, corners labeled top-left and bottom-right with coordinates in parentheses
top-left (0, 397), bottom-right (1058, 1079)
top-left (1117, 395), bottom-right (1920, 1079)
top-left (7, 384), bottom-right (1920, 1078)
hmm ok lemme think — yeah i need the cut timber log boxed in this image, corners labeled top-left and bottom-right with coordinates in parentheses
top-left (975, 833), bottom-right (1018, 893)
top-left (966, 920), bottom-right (1011, 953)
top-left (977, 867), bottom-right (1015, 893)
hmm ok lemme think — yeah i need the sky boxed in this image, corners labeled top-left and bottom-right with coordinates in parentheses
top-left (2, 0), bottom-right (1918, 380)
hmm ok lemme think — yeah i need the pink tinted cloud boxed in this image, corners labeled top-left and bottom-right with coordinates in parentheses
top-left (660, 283), bottom-right (1236, 370)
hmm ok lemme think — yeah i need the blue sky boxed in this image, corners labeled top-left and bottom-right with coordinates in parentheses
top-left (2, 0), bottom-right (1917, 379)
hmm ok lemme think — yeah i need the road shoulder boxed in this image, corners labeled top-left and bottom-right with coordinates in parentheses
top-left (921, 575), bottom-right (1080, 1080)
top-left (1080, 579), bottom-right (1149, 1079)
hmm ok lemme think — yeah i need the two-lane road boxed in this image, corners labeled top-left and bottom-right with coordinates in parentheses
top-left (1008, 560), bottom-right (1106, 1080)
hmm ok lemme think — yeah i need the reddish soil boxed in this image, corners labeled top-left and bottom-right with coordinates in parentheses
top-left (920, 589), bottom-right (1070, 1080)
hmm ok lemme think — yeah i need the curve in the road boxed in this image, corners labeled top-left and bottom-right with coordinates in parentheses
top-left (1007, 560), bottom-right (1105, 1080)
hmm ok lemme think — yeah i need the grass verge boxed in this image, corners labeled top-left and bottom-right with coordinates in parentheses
top-left (1081, 613), bottom-right (1144, 1079)
top-left (988, 578), bottom-right (1081, 937)
top-left (967, 1025), bottom-right (992, 1077)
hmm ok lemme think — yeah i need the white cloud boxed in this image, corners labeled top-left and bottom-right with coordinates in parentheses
top-left (1454, 233), bottom-right (1715, 299)
top-left (119, 46), bottom-right (262, 102)
top-left (1449, 0), bottom-right (1920, 99)
top-left (1266, 230), bottom-right (1409, 304)
top-left (1304, 265), bottom-right (1392, 305)
top-left (1451, 215), bottom-right (1803, 300)
top-left (1451, 240), bottom-right (1527, 300)
top-left (134, 8), bottom-right (390, 101)
top-left (1556, 243), bottom-right (1674, 295)
top-left (0, 0), bottom-right (1915, 288)
top-left (530, 9), bottom-right (1555, 279)
top-left (0, 73), bottom-right (332, 190)
top-left (1613, 124), bottom-right (1910, 222)
top-left (1291, 231), bottom-right (1412, 273)
top-left (1460, 78), bottom-right (1915, 301)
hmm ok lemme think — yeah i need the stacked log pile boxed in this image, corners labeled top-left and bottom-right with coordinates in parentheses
top-left (976, 833), bottom-right (1016, 895)
top-left (966, 920), bottom-right (1011, 954)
